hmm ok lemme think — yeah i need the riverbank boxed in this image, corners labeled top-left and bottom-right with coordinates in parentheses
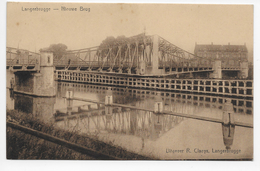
top-left (6, 110), bottom-right (153, 160)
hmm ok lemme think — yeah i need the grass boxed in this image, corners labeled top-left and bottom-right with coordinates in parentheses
top-left (6, 109), bottom-right (153, 160)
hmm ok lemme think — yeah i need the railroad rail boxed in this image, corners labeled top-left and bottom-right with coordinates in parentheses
top-left (7, 121), bottom-right (120, 160)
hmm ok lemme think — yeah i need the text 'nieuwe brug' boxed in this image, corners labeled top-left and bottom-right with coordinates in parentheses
top-left (21, 6), bottom-right (90, 12)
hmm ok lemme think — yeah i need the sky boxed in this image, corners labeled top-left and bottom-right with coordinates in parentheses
top-left (7, 3), bottom-right (253, 61)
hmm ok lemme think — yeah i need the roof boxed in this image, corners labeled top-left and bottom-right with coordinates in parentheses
top-left (195, 44), bottom-right (222, 52)
top-left (222, 45), bottom-right (248, 52)
top-left (195, 44), bottom-right (248, 53)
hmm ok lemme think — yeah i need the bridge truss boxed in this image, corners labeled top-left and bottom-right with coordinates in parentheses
top-left (7, 33), bottom-right (246, 77)
top-left (6, 47), bottom-right (40, 71)
top-left (54, 34), bottom-right (213, 75)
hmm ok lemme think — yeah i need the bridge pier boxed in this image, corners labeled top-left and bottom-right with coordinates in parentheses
top-left (138, 60), bottom-right (146, 75)
top-left (13, 50), bottom-right (56, 97)
top-left (118, 68), bottom-right (122, 73)
top-left (144, 35), bottom-right (166, 75)
top-left (211, 60), bottom-right (222, 79)
top-left (239, 61), bottom-right (248, 79)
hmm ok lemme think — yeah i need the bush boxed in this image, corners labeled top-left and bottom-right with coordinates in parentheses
top-left (6, 110), bottom-right (152, 160)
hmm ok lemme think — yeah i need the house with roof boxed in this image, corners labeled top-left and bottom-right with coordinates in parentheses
top-left (194, 43), bottom-right (248, 79)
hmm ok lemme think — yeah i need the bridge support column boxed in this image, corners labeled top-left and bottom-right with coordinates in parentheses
top-left (138, 60), bottom-right (146, 75)
top-left (189, 72), bottom-right (193, 78)
top-left (239, 61), bottom-right (248, 79)
top-left (127, 68), bottom-right (131, 74)
top-left (37, 50), bottom-right (56, 96)
top-left (117, 68), bottom-right (122, 73)
top-left (211, 60), bottom-right (222, 79)
top-left (108, 67), bottom-right (113, 72)
top-left (13, 50), bottom-right (56, 97)
top-left (151, 35), bottom-right (159, 75)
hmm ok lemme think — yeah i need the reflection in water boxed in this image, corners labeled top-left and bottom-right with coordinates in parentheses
top-left (55, 105), bottom-right (184, 142)
top-left (57, 82), bottom-right (253, 115)
top-left (6, 81), bottom-right (253, 159)
top-left (222, 124), bottom-right (235, 150)
top-left (12, 93), bottom-right (56, 121)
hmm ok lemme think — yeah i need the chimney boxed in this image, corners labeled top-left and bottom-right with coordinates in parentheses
top-left (228, 42), bottom-right (230, 45)
top-left (211, 42), bottom-right (213, 45)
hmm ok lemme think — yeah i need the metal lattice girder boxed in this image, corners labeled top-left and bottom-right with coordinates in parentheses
top-left (157, 36), bottom-right (213, 67)
top-left (111, 46), bottom-right (121, 69)
top-left (56, 34), bottom-right (215, 70)
top-left (6, 47), bottom-right (40, 67)
top-left (58, 35), bottom-right (155, 70)
top-left (158, 37), bottom-right (184, 59)
top-left (101, 48), bottom-right (112, 69)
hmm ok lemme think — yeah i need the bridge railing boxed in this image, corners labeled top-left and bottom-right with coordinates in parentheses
top-left (54, 57), bottom-right (138, 69)
top-left (54, 59), bottom-right (67, 66)
top-left (6, 51), bottom-right (18, 60)
top-left (56, 58), bottom-right (214, 70)
top-left (54, 59), bottom-right (106, 69)
top-left (221, 59), bottom-right (241, 69)
top-left (7, 57), bottom-right (39, 66)
top-left (6, 47), bottom-right (40, 67)
top-left (159, 59), bottom-right (214, 68)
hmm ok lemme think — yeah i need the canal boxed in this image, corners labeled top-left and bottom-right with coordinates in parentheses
top-left (6, 80), bottom-right (253, 160)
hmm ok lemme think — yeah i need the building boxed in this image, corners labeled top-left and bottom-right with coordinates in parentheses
top-left (194, 43), bottom-right (248, 79)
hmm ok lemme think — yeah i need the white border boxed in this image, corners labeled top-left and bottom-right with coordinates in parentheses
top-left (1, 1), bottom-right (259, 171)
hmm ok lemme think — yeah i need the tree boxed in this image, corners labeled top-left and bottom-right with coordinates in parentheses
top-left (98, 35), bottom-right (127, 60)
top-left (99, 36), bottom-right (116, 49)
top-left (40, 43), bottom-right (68, 60)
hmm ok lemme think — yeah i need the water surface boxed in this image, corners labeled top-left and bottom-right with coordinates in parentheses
top-left (6, 81), bottom-right (253, 159)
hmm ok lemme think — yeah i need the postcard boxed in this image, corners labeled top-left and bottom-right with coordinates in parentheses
top-left (6, 2), bottom-right (253, 161)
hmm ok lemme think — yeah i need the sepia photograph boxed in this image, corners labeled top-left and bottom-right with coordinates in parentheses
top-left (5, 1), bottom-right (255, 163)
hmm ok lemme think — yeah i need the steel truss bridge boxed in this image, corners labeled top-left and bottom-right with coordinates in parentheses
top-left (54, 34), bottom-right (216, 75)
top-left (6, 33), bottom-right (245, 76)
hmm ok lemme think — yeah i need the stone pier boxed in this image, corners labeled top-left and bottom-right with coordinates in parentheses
top-left (12, 50), bottom-right (56, 97)
top-left (240, 61), bottom-right (249, 79)
top-left (211, 60), bottom-right (222, 79)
